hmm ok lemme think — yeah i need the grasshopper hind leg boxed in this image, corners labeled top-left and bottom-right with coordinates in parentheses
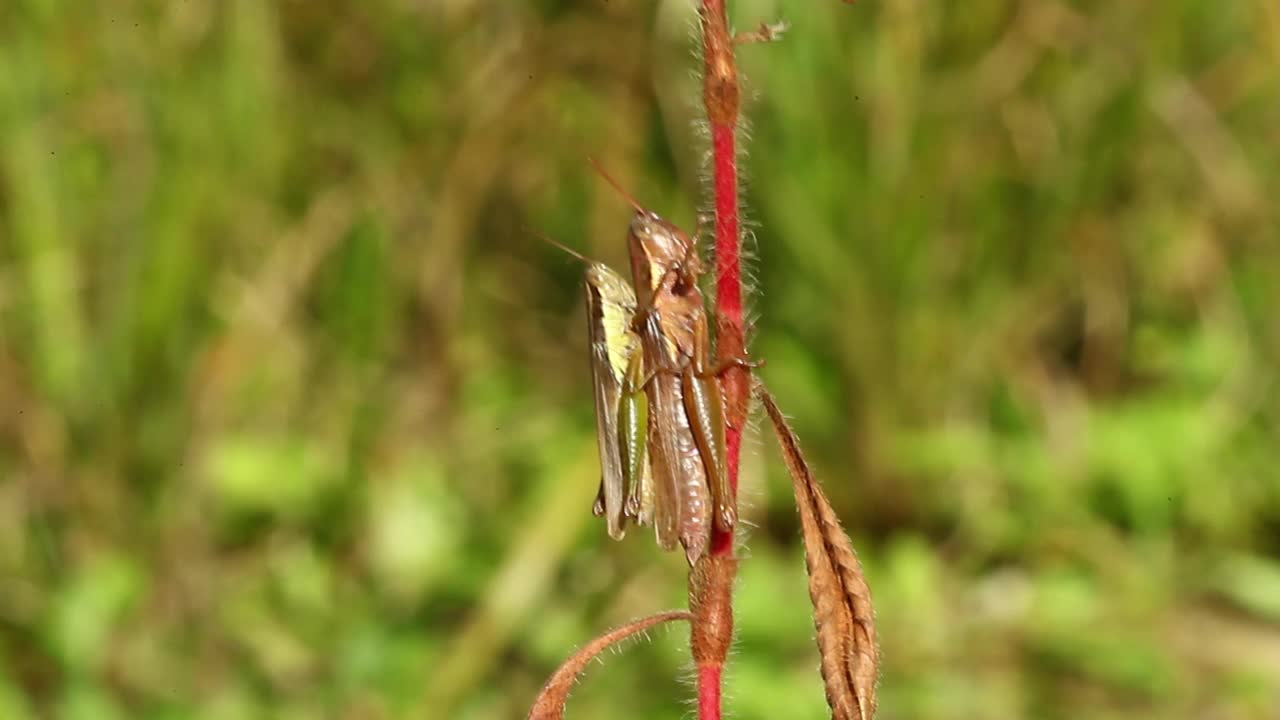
top-left (681, 367), bottom-right (735, 533)
top-left (619, 350), bottom-right (654, 527)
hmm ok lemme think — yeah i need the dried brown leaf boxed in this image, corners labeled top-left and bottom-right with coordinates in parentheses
top-left (526, 610), bottom-right (693, 720)
top-left (761, 385), bottom-right (879, 720)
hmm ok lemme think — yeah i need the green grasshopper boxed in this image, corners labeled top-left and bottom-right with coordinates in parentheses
top-left (550, 169), bottom-right (744, 565)
top-left (538, 237), bottom-right (650, 542)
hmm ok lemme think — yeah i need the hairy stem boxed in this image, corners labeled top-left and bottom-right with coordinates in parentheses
top-left (527, 611), bottom-right (694, 720)
top-left (694, 2), bottom-right (744, 720)
top-left (697, 665), bottom-right (724, 720)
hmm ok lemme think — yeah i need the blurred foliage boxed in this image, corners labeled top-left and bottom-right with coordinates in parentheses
top-left (1, 0), bottom-right (1278, 718)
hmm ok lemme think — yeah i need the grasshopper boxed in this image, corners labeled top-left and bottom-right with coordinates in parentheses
top-left (537, 237), bottom-right (650, 542)
top-left (549, 167), bottom-right (746, 565)
top-left (627, 209), bottom-right (738, 565)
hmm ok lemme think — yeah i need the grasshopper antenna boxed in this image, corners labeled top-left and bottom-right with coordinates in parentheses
top-left (525, 225), bottom-right (603, 267)
top-left (587, 156), bottom-right (647, 214)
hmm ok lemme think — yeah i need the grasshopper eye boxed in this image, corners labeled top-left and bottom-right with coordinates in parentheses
top-left (629, 214), bottom-right (651, 238)
top-left (673, 272), bottom-right (693, 296)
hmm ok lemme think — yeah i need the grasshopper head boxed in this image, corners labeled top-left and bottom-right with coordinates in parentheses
top-left (627, 210), bottom-right (700, 301)
top-left (584, 263), bottom-right (637, 312)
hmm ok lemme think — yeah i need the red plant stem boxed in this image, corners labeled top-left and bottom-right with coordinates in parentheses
top-left (697, 665), bottom-right (724, 719)
top-left (703, 4), bottom-right (745, 556)
top-left (694, 2), bottom-right (744, 720)
top-left (711, 124), bottom-right (744, 559)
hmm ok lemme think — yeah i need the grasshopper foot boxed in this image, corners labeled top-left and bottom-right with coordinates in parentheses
top-left (706, 355), bottom-right (764, 377)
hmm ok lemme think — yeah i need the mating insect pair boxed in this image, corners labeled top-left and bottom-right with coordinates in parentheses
top-left (550, 173), bottom-right (751, 566)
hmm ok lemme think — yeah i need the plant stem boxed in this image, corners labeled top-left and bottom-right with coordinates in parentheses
top-left (693, 2), bottom-right (745, 719)
top-left (697, 665), bottom-right (724, 719)
top-left (710, 118), bottom-right (745, 557)
top-left (702, 2), bottom-right (745, 554)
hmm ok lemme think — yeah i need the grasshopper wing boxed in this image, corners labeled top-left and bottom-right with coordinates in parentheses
top-left (585, 265), bottom-right (642, 540)
top-left (639, 312), bottom-right (711, 561)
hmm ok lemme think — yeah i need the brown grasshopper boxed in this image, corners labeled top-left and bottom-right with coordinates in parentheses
top-left (567, 164), bottom-right (749, 565)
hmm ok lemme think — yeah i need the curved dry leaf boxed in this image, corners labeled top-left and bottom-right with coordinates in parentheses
top-left (761, 385), bottom-right (879, 720)
top-left (527, 610), bottom-right (693, 720)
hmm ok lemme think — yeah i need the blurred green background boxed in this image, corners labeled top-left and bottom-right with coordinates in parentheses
top-left (1, 0), bottom-right (1279, 718)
